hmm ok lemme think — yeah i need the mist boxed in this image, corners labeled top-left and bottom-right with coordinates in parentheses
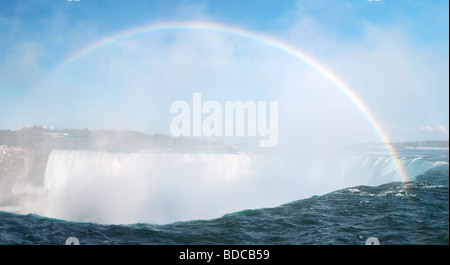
top-left (1, 28), bottom-right (401, 224)
top-left (1, 1), bottom-right (448, 224)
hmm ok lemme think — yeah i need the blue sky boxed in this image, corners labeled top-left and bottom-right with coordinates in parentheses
top-left (0, 0), bottom-right (448, 143)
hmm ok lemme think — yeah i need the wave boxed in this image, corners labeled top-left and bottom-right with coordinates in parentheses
top-left (432, 161), bottom-right (449, 167)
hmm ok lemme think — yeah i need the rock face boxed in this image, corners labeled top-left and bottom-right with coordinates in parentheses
top-left (0, 145), bottom-right (26, 204)
top-left (0, 145), bottom-right (50, 205)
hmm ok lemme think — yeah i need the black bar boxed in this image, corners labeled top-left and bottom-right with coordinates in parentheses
top-left (1, 245), bottom-right (448, 264)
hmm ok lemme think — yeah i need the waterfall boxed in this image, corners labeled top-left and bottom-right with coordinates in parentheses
top-left (6, 148), bottom-right (440, 224)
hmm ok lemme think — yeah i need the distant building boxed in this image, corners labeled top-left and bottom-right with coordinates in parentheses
top-left (41, 125), bottom-right (55, 131)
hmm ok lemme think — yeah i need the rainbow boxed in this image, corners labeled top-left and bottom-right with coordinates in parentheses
top-left (36, 20), bottom-right (410, 184)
